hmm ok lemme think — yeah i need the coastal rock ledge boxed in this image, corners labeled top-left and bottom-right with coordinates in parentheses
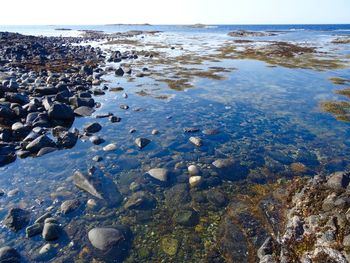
top-left (212, 171), bottom-right (350, 263)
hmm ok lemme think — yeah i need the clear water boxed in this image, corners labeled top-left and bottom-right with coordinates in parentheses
top-left (0, 24), bottom-right (350, 262)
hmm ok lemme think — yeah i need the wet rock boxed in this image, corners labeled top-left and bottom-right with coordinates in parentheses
top-left (207, 189), bottom-right (227, 207)
top-left (212, 158), bottom-right (249, 181)
top-left (135, 138), bottom-right (151, 149)
top-left (61, 199), bottom-right (81, 214)
top-left (48, 103), bottom-right (74, 122)
top-left (39, 244), bottom-right (53, 255)
top-left (0, 246), bottom-right (20, 263)
top-left (37, 147), bottom-right (56, 156)
top-left (103, 143), bottom-right (117, 151)
top-left (109, 116), bottom-right (121, 123)
top-left (165, 184), bottom-right (191, 208)
top-left (74, 106), bottom-right (95, 117)
top-left (151, 129), bottom-right (159, 135)
top-left (34, 212), bottom-right (52, 224)
top-left (217, 217), bottom-right (248, 263)
top-left (84, 122), bottom-right (102, 133)
top-left (56, 131), bottom-right (78, 148)
top-left (120, 104), bottom-right (129, 110)
top-left (0, 152), bottom-right (16, 166)
top-left (188, 164), bottom-right (200, 175)
top-left (89, 135), bottom-right (104, 145)
top-left (26, 135), bottom-right (56, 153)
top-left (42, 222), bottom-right (61, 241)
top-left (189, 136), bottom-right (203, 147)
top-left (146, 168), bottom-right (168, 182)
top-left (73, 170), bottom-right (122, 206)
top-left (115, 67), bottom-right (124, 76)
top-left (189, 176), bottom-right (202, 188)
top-left (26, 223), bottom-right (43, 238)
top-left (124, 191), bottom-right (156, 210)
top-left (327, 171), bottom-right (350, 190)
top-left (173, 209), bottom-right (199, 226)
top-left (3, 208), bottom-right (30, 231)
top-left (203, 128), bottom-right (220, 135)
top-left (88, 226), bottom-right (132, 260)
top-left (161, 237), bottom-right (178, 256)
top-left (129, 128), bottom-right (136, 133)
top-left (183, 127), bottom-right (199, 133)
top-left (92, 155), bottom-right (103, 162)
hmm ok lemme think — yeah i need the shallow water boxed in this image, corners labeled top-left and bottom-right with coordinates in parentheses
top-left (1, 25), bottom-right (350, 262)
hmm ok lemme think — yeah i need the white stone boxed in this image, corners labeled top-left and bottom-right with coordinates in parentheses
top-left (103, 143), bottom-right (117, 151)
top-left (189, 176), bottom-right (202, 187)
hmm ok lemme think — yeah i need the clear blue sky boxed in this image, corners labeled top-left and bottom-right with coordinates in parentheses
top-left (1, 0), bottom-right (349, 25)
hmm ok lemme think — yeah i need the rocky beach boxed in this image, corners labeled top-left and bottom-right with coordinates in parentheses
top-left (1, 25), bottom-right (350, 262)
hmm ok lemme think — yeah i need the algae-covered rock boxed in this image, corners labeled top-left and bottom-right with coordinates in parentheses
top-left (161, 237), bottom-right (178, 256)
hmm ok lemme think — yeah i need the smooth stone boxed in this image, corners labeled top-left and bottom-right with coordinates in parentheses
top-left (202, 128), bottom-right (220, 135)
top-left (188, 165), bottom-right (200, 175)
top-left (74, 106), bottom-right (95, 117)
top-left (39, 244), bottom-right (53, 255)
top-left (26, 135), bottom-right (56, 153)
top-left (3, 208), bottom-right (30, 231)
top-left (42, 223), bottom-right (61, 241)
top-left (26, 223), bottom-right (43, 237)
top-left (61, 199), bottom-right (81, 214)
top-left (135, 138), bottom-right (151, 149)
top-left (56, 131), bottom-right (78, 148)
top-left (183, 127), bottom-right (200, 133)
top-left (189, 136), bottom-right (203, 147)
top-left (115, 67), bottom-right (124, 76)
top-left (109, 116), bottom-right (121, 123)
top-left (189, 176), bottom-right (202, 187)
top-left (87, 199), bottom-right (97, 208)
top-left (103, 143), bottom-right (117, 151)
top-left (84, 122), bottom-right (102, 133)
top-left (37, 147), bottom-right (56, 157)
top-left (89, 135), bottom-right (104, 145)
top-left (0, 246), bottom-right (20, 263)
top-left (119, 104), bottom-right (129, 110)
top-left (151, 129), bottom-right (159, 135)
top-left (34, 212), bottom-right (52, 224)
top-left (124, 191), bottom-right (155, 210)
top-left (147, 168), bottom-right (168, 182)
top-left (92, 155), bottom-right (103, 162)
top-left (212, 158), bottom-right (235, 169)
top-left (88, 226), bottom-right (131, 258)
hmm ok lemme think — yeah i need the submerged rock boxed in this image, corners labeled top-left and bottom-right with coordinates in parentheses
top-left (88, 226), bottom-right (132, 260)
top-left (146, 168), bottom-right (168, 182)
top-left (74, 106), bottom-right (95, 117)
top-left (173, 209), bottom-right (199, 226)
top-left (42, 222), bottom-right (61, 241)
top-left (161, 237), bottom-right (178, 256)
top-left (73, 170), bottom-right (122, 206)
top-left (3, 208), bottom-right (30, 232)
top-left (84, 122), bottom-right (102, 133)
top-left (103, 143), bottom-right (117, 151)
top-left (61, 199), bottom-right (81, 214)
top-left (189, 136), bottom-right (203, 147)
top-left (135, 138), bottom-right (151, 149)
top-left (0, 246), bottom-right (20, 263)
top-left (124, 191), bottom-right (156, 210)
top-left (189, 176), bottom-right (202, 188)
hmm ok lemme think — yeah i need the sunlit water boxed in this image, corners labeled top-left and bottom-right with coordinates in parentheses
top-left (0, 25), bottom-right (350, 262)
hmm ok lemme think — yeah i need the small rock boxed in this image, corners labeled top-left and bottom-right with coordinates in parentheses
top-left (161, 237), bottom-right (178, 256)
top-left (74, 106), bottom-right (95, 117)
top-left (189, 176), bottom-right (202, 187)
top-left (84, 123), bottom-right (102, 133)
top-left (103, 143), bottom-right (117, 151)
top-left (189, 136), bottom-right (203, 147)
top-left (151, 129), bottom-right (159, 135)
top-left (92, 155), bottom-right (103, 162)
top-left (42, 223), bottom-right (61, 241)
top-left (115, 67), bottom-right (124, 76)
top-left (207, 189), bottom-right (227, 207)
top-left (147, 168), bottom-right (168, 182)
top-left (202, 129), bottom-right (220, 135)
top-left (173, 209), bottom-right (199, 226)
top-left (188, 165), bottom-right (200, 175)
top-left (129, 128), bottom-right (136, 133)
top-left (135, 138), bottom-right (151, 149)
top-left (183, 127), bottom-right (199, 133)
top-left (61, 199), bottom-right (81, 214)
top-left (26, 223), bottom-right (43, 237)
top-left (89, 135), bottom-right (104, 145)
top-left (120, 104), bottom-right (129, 110)
top-left (26, 135), bottom-right (55, 153)
top-left (0, 246), bottom-right (20, 263)
top-left (327, 171), bottom-right (350, 190)
top-left (39, 244), bottom-right (52, 255)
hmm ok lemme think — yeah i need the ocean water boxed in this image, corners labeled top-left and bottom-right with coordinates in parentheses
top-left (0, 24), bottom-right (350, 262)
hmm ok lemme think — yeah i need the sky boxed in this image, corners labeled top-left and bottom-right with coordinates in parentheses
top-left (0, 0), bottom-right (349, 25)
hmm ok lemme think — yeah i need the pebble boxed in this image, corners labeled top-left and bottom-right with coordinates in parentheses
top-left (152, 129), bottom-right (159, 135)
top-left (189, 176), bottom-right (202, 187)
top-left (188, 165), bottom-right (200, 175)
top-left (135, 138), bottom-right (151, 149)
top-left (103, 143), bottom-right (117, 151)
top-left (147, 168), bottom-right (169, 182)
top-left (189, 136), bottom-right (203, 147)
